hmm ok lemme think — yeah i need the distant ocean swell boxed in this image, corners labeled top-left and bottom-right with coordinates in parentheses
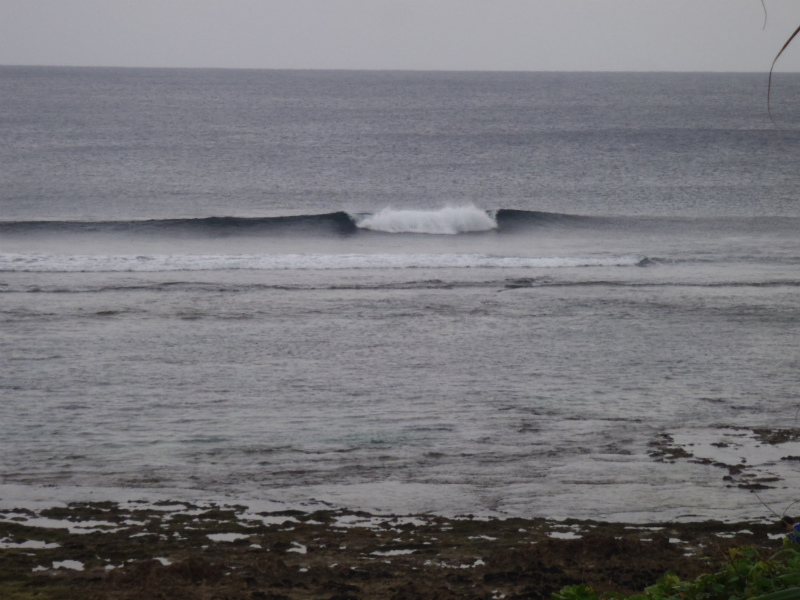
top-left (0, 207), bottom-right (576, 237)
top-left (0, 253), bottom-right (649, 273)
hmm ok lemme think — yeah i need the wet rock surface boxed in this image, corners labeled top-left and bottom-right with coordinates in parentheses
top-left (648, 426), bottom-right (800, 491)
top-left (0, 501), bottom-right (787, 599)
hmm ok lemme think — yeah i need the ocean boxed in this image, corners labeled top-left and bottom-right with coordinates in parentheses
top-left (1, 67), bottom-right (799, 522)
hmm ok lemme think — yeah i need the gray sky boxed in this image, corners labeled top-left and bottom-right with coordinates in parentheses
top-left (2, 0), bottom-right (800, 71)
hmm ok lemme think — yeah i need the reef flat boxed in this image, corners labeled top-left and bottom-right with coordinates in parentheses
top-left (0, 501), bottom-right (786, 599)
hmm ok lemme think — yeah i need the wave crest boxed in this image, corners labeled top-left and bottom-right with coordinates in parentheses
top-left (354, 206), bottom-right (497, 235)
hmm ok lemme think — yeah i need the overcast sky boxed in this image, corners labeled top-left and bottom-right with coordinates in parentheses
top-left (2, 0), bottom-right (800, 72)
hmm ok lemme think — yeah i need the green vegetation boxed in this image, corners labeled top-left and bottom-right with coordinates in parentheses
top-left (555, 544), bottom-right (800, 600)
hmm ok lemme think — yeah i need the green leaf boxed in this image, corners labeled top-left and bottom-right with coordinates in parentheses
top-left (750, 588), bottom-right (800, 600)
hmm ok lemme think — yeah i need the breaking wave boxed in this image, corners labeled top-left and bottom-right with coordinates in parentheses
top-left (353, 206), bottom-right (497, 234)
top-left (0, 208), bottom-right (584, 238)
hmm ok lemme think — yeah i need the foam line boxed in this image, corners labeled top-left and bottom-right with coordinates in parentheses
top-left (0, 253), bottom-right (647, 273)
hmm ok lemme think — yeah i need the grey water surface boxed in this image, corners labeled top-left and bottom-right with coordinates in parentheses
top-left (1, 68), bottom-right (799, 520)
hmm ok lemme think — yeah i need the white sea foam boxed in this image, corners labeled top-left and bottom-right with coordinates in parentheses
top-left (0, 538), bottom-right (60, 549)
top-left (0, 253), bottom-right (644, 272)
top-left (0, 515), bottom-right (120, 534)
top-left (288, 542), bottom-right (308, 554)
top-left (354, 206), bottom-right (497, 234)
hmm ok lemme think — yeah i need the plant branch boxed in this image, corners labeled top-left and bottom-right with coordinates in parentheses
top-left (768, 23), bottom-right (800, 124)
